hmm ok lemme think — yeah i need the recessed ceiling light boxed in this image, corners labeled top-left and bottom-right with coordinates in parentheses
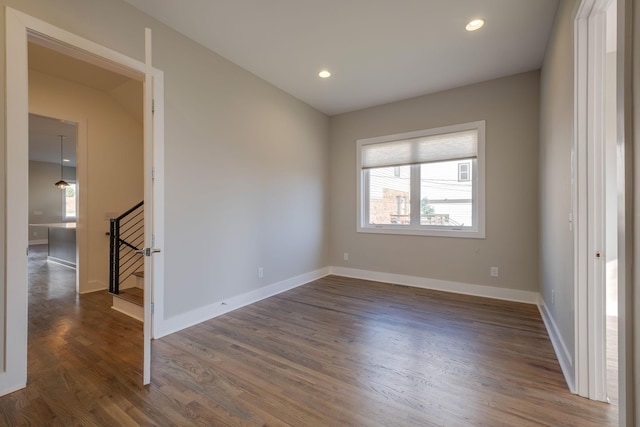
top-left (318, 70), bottom-right (331, 79)
top-left (466, 19), bottom-right (484, 32)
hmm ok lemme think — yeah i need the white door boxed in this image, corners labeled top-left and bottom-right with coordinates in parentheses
top-left (142, 27), bottom-right (157, 385)
top-left (142, 26), bottom-right (166, 386)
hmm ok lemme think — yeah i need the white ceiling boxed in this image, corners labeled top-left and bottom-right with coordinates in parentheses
top-left (122, 0), bottom-right (559, 115)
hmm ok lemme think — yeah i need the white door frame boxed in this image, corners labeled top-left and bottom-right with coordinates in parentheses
top-left (2, 7), bottom-right (165, 395)
top-left (573, 0), bottom-right (614, 402)
top-left (143, 27), bottom-right (155, 385)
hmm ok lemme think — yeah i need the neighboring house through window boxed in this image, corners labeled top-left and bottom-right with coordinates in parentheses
top-left (458, 162), bottom-right (470, 181)
top-left (357, 120), bottom-right (485, 238)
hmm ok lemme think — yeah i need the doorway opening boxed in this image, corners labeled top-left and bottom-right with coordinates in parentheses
top-left (28, 113), bottom-right (79, 302)
top-left (25, 38), bottom-right (147, 377)
top-left (2, 7), bottom-right (164, 394)
top-left (28, 113), bottom-right (79, 283)
top-left (27, 39), bottom-right (145, 298)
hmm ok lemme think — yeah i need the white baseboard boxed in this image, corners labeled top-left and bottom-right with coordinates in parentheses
top-left (0, 381), bottom-right (27, 398)
top-left (329, 266), bottom-right (540, 304)
top-left (155, 267), bottom-right (331, 339)
top-left (538, 296), bottom-right (575, 392)
top-left (47, 256), bottom-right (76, 269)
top-left (29, 239), bottom-right (48, 245)
top-left (80, 280), bottom-right (107, 294)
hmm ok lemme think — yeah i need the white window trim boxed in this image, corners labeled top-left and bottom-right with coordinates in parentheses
top-left (356, 120), bottom-right (486, 239)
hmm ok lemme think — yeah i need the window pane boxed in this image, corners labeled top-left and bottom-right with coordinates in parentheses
top-left (420, 161), bottom-right (472, 226)
top-left (368, 166), bottom-right (411, 225)
top-left (65, 183), bottom-right (77, 218)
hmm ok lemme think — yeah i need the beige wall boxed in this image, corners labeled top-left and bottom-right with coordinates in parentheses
top-left (28, 69), bottom-right (144, 290)
top-left (28, 161), bottom-right (76, 241)
top-left (330, 71), bottom-right (540, 292)
top-left (0, 0), bottom-right (331, 322)
top-left (538, 0), bottom-right (577, 373)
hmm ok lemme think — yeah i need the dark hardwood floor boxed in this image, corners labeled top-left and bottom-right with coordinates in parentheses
top-left (0, 247), bottom-right (617, 426)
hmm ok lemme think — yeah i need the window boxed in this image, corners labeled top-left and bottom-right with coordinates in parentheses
top-left (458, 162), bottom-right (470, 181)
top-left (357, 121), bottom-right (485, 238)
top-left (63, 182), bottom-right (77, 219)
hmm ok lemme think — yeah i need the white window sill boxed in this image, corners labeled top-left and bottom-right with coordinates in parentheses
top-left (357, 225), bottom-right (485, 239)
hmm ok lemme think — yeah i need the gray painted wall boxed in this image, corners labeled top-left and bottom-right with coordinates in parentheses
top-left (329, 71), bottom-right (540, 292)
top-left (539, 0), bottom-right (577, 375)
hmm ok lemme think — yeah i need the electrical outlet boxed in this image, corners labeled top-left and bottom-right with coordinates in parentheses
top-left (258, 267), bottom-right (264, 279)
top-left (32, 231), bottom-right (38, 237)
top-left (343, 252), bottom-right (349, 261)
top-left (490, 266), bottom-right (499, 277)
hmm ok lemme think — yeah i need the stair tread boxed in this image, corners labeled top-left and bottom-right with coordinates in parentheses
top-left (113, 287), bottom-right (143, 306)
top-left (133, 271), bottom-right (144, 278)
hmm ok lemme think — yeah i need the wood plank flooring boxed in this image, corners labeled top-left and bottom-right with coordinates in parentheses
top-left (0, 248), bottom-right (617, 426)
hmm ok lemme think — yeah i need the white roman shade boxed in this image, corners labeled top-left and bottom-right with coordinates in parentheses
top-left (361, 129), bottom-right (478, 169)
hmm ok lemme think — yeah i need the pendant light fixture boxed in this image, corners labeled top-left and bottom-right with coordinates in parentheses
top-left (54, 135), bottom-right (69, 189)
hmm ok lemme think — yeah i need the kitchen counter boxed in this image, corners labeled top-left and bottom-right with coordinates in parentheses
top-left (33, 222), bottom-right (76, 229)
top-left (30, 222), bottom-right (76, 268)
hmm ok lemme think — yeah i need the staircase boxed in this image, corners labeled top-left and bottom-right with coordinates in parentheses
top-left (109, 201), bottom-right (144, 321)
top-left (111, 272), bottom-right (144, 321)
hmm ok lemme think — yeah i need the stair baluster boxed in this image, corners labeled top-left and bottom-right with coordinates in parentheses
top-left (109, 201), bottom-right (144, 295)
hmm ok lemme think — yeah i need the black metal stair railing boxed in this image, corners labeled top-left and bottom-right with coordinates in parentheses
top-left (109, 201), bottom-right (144, 295)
